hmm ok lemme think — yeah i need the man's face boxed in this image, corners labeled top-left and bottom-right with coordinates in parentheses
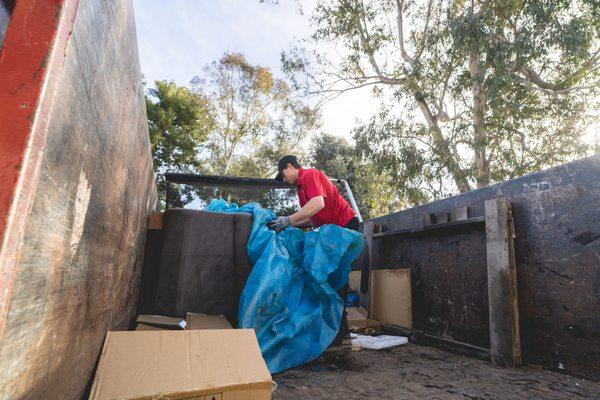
top-left (282, 163), bottom-right (298, 184)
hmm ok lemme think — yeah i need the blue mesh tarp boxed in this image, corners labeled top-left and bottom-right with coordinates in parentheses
top-left (205, 199), bottom-right (364, 373)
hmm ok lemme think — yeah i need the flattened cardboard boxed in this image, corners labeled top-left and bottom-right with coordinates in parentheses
top-left (186, 312), bottom-right (233, 330)
top-left (346, 307), bottom-right (381, 332)
top-left (90, 330), bottom-right (272, 400)
top-left (135, 314), bottom-right (186, 331)
top-left (370, 268), bottom-right (413, 328)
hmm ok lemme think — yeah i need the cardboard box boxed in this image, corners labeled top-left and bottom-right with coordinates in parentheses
top-left (90, 330), bottom-right (272, 400)
top-left (135, 314), bottom-right (187, 331)
top-left (346, 307), bottom-right (381, 332)
top-left (186, 312), bottom-right (233, 330)
top-left (370, 268), bottom-right (412, 328)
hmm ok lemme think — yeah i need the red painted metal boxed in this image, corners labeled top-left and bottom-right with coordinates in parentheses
top-left (0, 0), bottom-right (79, 338)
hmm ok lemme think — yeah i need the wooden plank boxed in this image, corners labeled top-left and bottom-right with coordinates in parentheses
top-left (451, 206), bottom-right (469, 221)
top-left (383, 324), bottom-right (491, 361)
top-left (435, 212), bottom-right (449, 224)
top-left (373, 216), bottom-right (486, 239)
top-left (370, 268), bottom-right (412, 328)
top-left (148, 213), bottom-right (164, 230)
top-left (370, 155), bottom-right (600, 380)
top-left (419, 212), bottom-right (431, 228)
top-left (485, 198), bottom-right (521, 367)
top-left (360, 221), bottom-right (374, 310)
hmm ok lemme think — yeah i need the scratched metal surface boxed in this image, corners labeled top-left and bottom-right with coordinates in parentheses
top-left (371, 155), bottom-right (600, 380)
top-left (0, 0), bottom-right (157, 398)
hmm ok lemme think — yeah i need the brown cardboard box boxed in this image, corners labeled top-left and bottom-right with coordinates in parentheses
top-left (370, 268), bottom-right (413, 328)
top-left (346, 307), bottom-right (381, 332)
top-left (135, 314), bottom-right (186, 331)
top-left (186, 312), bottom-right (233, 330)
top-left (90, 330), bottom-right (272, 400)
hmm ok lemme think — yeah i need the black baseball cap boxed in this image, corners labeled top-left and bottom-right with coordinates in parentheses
top-left (274, 155), bottom-right (300, 181)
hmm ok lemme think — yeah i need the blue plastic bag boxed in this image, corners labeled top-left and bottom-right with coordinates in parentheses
top-left (204, 199), bottom-right (364, 373)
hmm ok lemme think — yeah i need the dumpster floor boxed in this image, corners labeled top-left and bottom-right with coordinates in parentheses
top-left (273, 344), bottom-right (600, 399)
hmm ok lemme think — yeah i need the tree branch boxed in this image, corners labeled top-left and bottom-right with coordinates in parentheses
top-left (395, 0), bottom-right (415, 66)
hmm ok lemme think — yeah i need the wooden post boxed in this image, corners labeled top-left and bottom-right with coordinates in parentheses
top-left (435, 212), bottom-right (449, 224)
top-left (485, 198), bottom-right (521, 367)
top-left (360, 221), bottom-right (374, 312)
top-left (451, 206), bottom-right (469, 221)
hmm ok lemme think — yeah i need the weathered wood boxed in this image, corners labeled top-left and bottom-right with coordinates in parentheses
top-left (370, 155), bottom-right (600, 379)
top-left (0, 0), bottom-right (80, 346)
top-left (373, 216), bottom-right (486, 239)
top-left (451, 206), bottom-right (469, 221)
top-left (375, 225), bottom-right (490, 348)
top-left (383, 324), bottom-right (491, 361)
top-left (485, 198), bottom-right (521, 367)
top-left (0, 1), bottom-right (157, 398)
top-left (435, 212), bottom-right (449, 224)
top-left (148, 213), bottom-right (164, 230)
top-left (360, 221), bottom-right (374, 310)
top-left (418, 212), bottom-right (432, 228)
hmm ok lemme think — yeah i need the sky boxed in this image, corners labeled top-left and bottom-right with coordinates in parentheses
top-left (132, 0), bottom-right (597, 151)
top-left (132, 0), bottom-right (378, 141)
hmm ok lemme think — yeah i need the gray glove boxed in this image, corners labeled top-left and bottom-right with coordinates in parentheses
top-left (267, 216), bottom-right (292, 233)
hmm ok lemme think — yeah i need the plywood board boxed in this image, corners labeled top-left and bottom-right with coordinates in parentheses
top-left (370, 268), bottom-right (412, 328)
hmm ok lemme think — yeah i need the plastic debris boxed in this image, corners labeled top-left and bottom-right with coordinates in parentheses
top-left (204, 199), bottom-right (364, 373)
top-left (350, 334), bottom-right (408, 350)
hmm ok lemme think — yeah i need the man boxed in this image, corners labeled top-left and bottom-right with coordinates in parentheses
top-left (268, 155), bottom-right (359, 232)
top-left (269, 155), bottom-right (359, 345)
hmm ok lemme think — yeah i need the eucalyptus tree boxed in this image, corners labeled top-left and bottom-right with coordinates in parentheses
top-left (194, 52), bottom-right (318, 177)
top-left (284, 0), bottom-right (600, 202)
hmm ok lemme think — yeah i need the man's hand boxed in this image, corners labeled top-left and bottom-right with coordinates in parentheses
top-left (267, 216), bottom-right (292, 233)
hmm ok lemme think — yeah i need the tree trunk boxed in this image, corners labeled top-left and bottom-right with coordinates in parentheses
top-left (469, 50), bottom-right (489, 188)
top-left (415, 97), bottom-right (472, 193)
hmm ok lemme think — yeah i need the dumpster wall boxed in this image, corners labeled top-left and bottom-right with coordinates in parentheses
top-left (140, 209), bottom-right (253, 326)
top-left (371, 155), bottom-right (600, 380)
top-left (0, 0), bottom-right (156, 399)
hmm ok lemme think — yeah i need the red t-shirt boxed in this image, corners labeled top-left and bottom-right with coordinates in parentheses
top-left (297, 167), bottom-right (356, 227)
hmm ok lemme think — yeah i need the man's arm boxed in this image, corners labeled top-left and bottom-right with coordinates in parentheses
top-left (290, 196), bottom-right (325, 225)
top-left (292, 218), bottom-right (312, 228)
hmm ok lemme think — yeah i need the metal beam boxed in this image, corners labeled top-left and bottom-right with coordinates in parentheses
top-left (163, 173), bottom-right (294, 189)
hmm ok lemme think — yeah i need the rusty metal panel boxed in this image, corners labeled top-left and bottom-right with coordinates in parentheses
top-left (0, 0), bottom-right (157, 398)
top-left (371, 155), bottom-right (600, 380)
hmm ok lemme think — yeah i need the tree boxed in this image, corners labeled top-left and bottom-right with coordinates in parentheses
top-left (146, 80), bottom-right (213, 173)
top-left (284, 0), bottom-right (600, 204)
top-left (192, 52), bottom-right (318, 177)
top-left (145, 53), bottom-right (319, 211)
top-left (309, 134), bottom-right (403, 219)
top-left (146, 81), bottom-right (215, 207)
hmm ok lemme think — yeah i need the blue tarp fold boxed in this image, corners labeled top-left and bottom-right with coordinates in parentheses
top-left (205, 199), bottom-right (364, 373)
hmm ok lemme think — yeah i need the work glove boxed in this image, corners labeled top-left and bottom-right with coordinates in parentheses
top-left (267, 216), bottom-right (292, 233)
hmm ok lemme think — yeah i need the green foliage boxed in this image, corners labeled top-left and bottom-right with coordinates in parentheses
top-left (309, 134), bottom-right (403, 219)
top-left (145, 53), bottom-right (318, 211)
top-left (284, 0), bottom-right (600, 205)
top-left (146, 81), bottom-right (213, 173)
top-left (192, 52), bottom-right (319, 178)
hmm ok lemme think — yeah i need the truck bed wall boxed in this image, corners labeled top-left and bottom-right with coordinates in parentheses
top-left (371, 154), bottom-right (600, 380)
top-left (0, 0), bottom-right (156, 398)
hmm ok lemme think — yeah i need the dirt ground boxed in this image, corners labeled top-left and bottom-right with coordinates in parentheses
top-left (273, 344), bottom-right (600, 400)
